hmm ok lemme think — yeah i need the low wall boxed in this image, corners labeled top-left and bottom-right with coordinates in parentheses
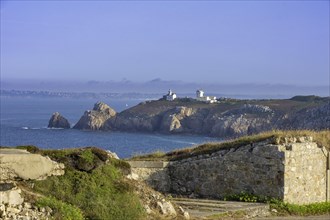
top-left (128, 161), bottom-right (171, 192)
top-left (128, 137), bottom-right (329, 204)
top-left (169, 141), bottom-right (285, 199)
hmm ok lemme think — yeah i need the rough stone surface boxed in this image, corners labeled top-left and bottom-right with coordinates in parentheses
top-left (129, 161), bottom-right (171, 192)
top-left (0, 149), bottom-right (65, 181)
top-left (73, 99), bottom-right (330, 138)
top-left (129, 138), bottom-right (328, 204)
top-left (73, 102), bottom-right (116, 130)
top-left (0, 184), bottom-right (24, 206)
top-left (157, 200), bottom-right (177, 217)
top-left (283, 142), bottom-right (327, 204)
top-left (106, 150), bottom-right (119, 160)
top-left (132, 180), bottom-right (179, 218)
top-left (0, 202), bottom-right (52, 220)
top-left (47, 112), bottom-right (70, 128)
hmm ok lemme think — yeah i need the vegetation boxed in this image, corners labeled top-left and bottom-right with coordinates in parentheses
top-left (289, 95), bottom-right (327, 102)
top-left (124, 95), bottom-right (329, 117)
top-left (223, 192), bottom-right (330, 216)
top-left (36, 197), bottom-right (84, 220)
top-left (221, 192), bottom-right (330, 217)
top-left (24, 147), bottom-right (145, 220)
top-left (131, 130), bottom-right (330, 161)
top-left (224, 191), bottom-right (268, 203)
top-left (270, 200), bottom-right (330, 216)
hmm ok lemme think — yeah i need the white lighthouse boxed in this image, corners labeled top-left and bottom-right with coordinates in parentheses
top-left (196, 89), bottom-right (204, 98)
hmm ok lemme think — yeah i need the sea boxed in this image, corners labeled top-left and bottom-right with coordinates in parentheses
top-left (0, 96), bottom-right (221, 158)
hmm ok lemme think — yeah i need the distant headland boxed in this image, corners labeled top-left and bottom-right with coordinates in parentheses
top-left (48, 92), bottom-right (330, 138)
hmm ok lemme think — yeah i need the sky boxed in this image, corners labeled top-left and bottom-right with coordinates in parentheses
top-left (1, 0), bottom-right (329, 86)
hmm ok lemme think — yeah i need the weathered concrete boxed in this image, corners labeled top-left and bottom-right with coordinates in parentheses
top-left (128, 161), bottom-right (171, 192)
top-left (129, 137), bottom-right (329, 204)
top-left (171, 198), bottom-right (270, 219)
top-left (0, 149), bottom-right (65, 180)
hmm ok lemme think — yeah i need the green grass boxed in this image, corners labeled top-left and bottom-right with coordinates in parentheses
top-left (36, 197), bottom-right (84, 220)
top-left (131, 130), bottom-right (330, 161)
top-left (270, 200), bottom-right (330, 216)
top-left (222, 192), bottom-right (330, 217)
top-left (30, 147), bottom-right (145, 220)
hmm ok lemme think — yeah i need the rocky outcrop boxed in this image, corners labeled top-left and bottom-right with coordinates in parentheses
top-left (160, 107), bottom-right (194, 133)
top-left (0, 149), bottom-right (65, 220)
top-left (73, 102), bottom-right (116, 130)
top-left (48, 112), bottom-right (70, 128)
top-left (281, 103), bottom-right (330, 130)
top-left (0, 202), bottom-right (53, 220)
top-left (0, 148), bottom-right (65, 181)
top-left (0, 183), bottom-right (24, 206)
top-left (73, 97), bottom-right (330, 138)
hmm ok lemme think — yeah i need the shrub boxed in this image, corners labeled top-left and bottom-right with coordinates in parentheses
top-left (34, 162), bottom-right (144, 219)
top-left (16, 145), bottom-right (40, 153)
top-left (224, 192), bottom-right (271, 203)
top-left (36, 196), bottom-right (84, 220)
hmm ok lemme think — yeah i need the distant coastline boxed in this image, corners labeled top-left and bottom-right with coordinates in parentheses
top-left (3, 89), bottom-right (328, 100)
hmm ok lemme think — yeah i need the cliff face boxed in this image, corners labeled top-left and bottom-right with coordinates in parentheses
top-left (73, 102), bottom-right (116, 130)
top-left (74, 96), bottom-right (330, 138)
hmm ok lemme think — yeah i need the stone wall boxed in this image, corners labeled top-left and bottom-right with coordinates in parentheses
top-left (283, 139), bottom-right (327, 204)
top-left (169, 141), bottom-right (285, 199)
top-left (128, 161), bottom-right (171, 192)
top-left (128, 137), bottom-right (329, 204)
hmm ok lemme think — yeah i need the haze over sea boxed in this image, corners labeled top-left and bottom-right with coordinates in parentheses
top-left (0, 96), bottom-right (220, 158)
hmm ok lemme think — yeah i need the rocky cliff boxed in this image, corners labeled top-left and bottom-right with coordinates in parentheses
top-left (48, 112), bottom-right (70, 128)
top-left (73, 101), bottom-right (116, 130)
top-left (71, 96), bottom-right (329, 138)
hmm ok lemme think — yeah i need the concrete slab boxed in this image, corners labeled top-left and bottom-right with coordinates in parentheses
top-left (171, 197), bottom-right (270, 219)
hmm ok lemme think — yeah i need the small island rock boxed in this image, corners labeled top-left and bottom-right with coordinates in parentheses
top-left (48, 112), bottom-right (70, 128)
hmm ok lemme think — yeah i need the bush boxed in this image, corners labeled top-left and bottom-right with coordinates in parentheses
top-left (36, 197), bottom-right (84, 220)
top-left (224, 192), bottom-right (271, 203)
top-left (16, 145), bottom-right (40, 153)
top-left (34, 162), bottom-right (145, 219)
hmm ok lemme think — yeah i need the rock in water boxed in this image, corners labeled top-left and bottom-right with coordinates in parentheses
top-left (73, 102), bottom-right (116, 130)
top-left (48, 112), bottom-right (70, 128)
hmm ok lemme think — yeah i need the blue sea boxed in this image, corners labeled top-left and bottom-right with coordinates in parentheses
top-left (0, 96), bottom-right (220, 158)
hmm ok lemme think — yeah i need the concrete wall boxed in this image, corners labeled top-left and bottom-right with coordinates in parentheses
top-left (128, 137), bottom-right (329, 204)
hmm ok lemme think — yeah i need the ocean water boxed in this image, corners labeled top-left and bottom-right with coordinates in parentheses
top-left (0, 96), bottom-right (220, 158)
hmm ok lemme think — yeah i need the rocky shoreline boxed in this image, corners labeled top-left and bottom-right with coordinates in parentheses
top-left (48, 96), bottom-right (330, 138)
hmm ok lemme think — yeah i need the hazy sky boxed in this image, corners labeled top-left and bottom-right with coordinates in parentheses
top-left (1, 1), bottom-right (329, 85)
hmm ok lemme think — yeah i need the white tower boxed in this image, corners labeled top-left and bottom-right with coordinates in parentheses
top-left (196, 90), bottom-right (204, 98)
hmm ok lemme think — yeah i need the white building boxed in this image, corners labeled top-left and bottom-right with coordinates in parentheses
top-left (164, 89), bottom-right (177, 101)
top-left (196, 89), bottom-right (217, 103)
